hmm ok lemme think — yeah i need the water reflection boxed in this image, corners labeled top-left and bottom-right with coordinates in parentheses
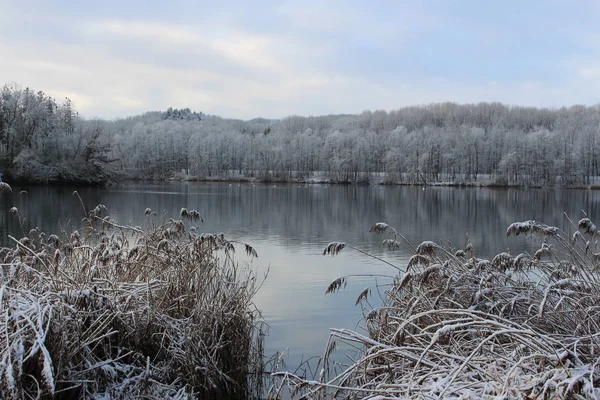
top-left (1, 183), bottom-right (598, 366)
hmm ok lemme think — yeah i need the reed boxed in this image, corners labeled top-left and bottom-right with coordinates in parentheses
top-left (272, 217), bottom-right (600, 399)
top-left (0, 196), bottom-right (265, 399)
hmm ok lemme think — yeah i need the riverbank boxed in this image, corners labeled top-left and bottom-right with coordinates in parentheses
top-left (163, 170), bottom-right (600, 189)
top-left (164, 170), bottom-right (519, 187)
top-left (6, 168), bottom-right (600, 189)
top-left (166, 173), bottom-right (592, 189)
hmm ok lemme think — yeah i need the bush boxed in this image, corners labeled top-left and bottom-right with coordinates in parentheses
top-left (0, 200), bottom-right (265, 399)
top-left (272, 219), bottom-right (600, 398)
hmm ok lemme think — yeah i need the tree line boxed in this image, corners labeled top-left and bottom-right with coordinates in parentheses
top-left (1, 83), bottom-right (599, 186)
top-left (0, 85), bottom-right (111, 184)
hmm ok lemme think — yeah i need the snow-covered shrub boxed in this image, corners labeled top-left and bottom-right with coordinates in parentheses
top-left (271, 219), bottom-right (600, 399)
top-left (0, 204), bottom-right (265, 399)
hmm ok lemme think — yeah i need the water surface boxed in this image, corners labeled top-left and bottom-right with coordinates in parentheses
top-left (1, 182), bottom-right (597, 367)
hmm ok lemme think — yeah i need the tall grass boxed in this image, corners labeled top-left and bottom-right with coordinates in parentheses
top-left (0, 195), bottom-right (266, 399)
top-left (272, 218), bottom-right (600, 399)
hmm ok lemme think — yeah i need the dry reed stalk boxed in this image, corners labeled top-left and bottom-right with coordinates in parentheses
top-left (271, 219), bottom-right (600, 399)
top-left (0, 202), bottom-right (266, 399)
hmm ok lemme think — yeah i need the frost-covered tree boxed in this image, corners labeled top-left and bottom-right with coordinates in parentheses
top-left (88, 101), bottom-right (600, 186)
top-left (4, 82), bottom-right (600, 187)
top-left (0, 85), bottom-right (112, 184)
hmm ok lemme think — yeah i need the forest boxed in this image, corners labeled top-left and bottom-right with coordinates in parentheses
top-left (1, 83), bottom-right (600, 186)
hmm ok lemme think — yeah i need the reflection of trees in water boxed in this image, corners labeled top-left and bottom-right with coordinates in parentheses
top-left (1, 183), bottom-right (598, 261)
top-left (0, 186), bottom-right (84, 245)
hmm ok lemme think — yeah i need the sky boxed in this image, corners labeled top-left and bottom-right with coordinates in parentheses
top-left (1, 0), bottom-right (599, 120)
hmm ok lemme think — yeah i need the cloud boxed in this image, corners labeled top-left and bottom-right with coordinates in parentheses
top-left (275, 1), bottom-right (438, 44)
top-left (0, 1), bottom-right (599, 119)
top-left (87, 20), bottom-right (282, 71)
top-left (0, 16), bottom-right (354, 118)
top-left (578, 63), bottom-right (600, 79)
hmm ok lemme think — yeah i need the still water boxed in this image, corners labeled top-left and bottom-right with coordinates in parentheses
top-left (1, 182), bottom-right (598, 367)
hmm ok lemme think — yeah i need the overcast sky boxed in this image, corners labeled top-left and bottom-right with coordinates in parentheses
top-left (1, 0), bottom-right (599, 120)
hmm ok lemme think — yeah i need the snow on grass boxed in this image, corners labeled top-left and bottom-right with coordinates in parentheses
top-left (270, 217), bottom-right (600, 399)
top-left (0, 204), bottom-right (266, 399)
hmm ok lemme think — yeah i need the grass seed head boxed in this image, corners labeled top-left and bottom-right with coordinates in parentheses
top-left (326, 276), bottom-right (347, 294)
top-left (323, 242), bottom-right (346, 256)
top-left (0, 181), bottom-right (12, 193)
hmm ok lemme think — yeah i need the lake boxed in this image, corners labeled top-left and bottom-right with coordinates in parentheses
top-left (1, 182), bottom-right (598, 368)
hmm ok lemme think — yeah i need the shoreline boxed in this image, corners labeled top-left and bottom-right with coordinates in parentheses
top-left (147, 175), bottom-right (600, 190)
top-left (6, 173), bottom-right (600, 190)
